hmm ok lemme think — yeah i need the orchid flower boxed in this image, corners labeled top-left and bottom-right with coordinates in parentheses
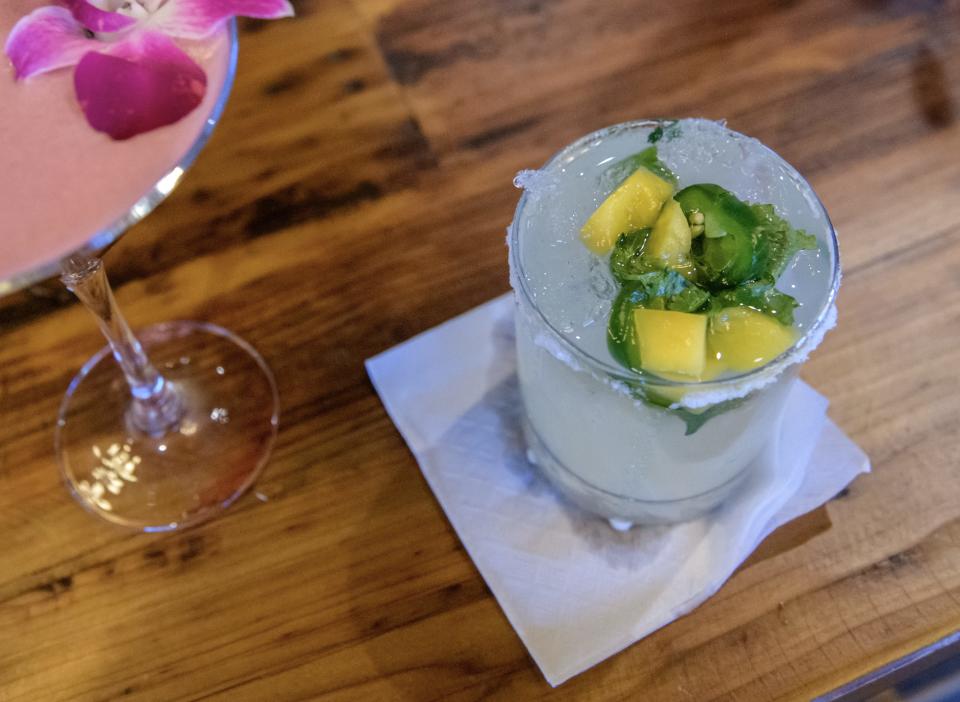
top-left (4, 0), bottom-right (293, 139)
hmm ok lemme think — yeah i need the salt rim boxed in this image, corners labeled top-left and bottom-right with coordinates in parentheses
top-left (507, 118), bottom-right (841, 410)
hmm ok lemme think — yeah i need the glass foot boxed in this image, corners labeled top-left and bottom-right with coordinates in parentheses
top-left (56, 321), bottom-right (279, 532)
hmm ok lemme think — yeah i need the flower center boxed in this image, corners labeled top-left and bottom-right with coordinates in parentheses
top-left (90, 0), bottom-right (166, 18)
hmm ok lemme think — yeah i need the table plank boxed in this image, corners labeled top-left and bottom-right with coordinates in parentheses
top-left (2, 0), bottom-right (960, 700)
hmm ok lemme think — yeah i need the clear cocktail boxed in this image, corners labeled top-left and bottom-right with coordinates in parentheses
top-left (509, 119), bottom-right (839, 526)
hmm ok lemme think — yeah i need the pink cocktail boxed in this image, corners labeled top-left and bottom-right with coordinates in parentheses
top-left (0, 1), bottom-right (231, 288)
top-left (1, 0), bottom-right (291, 530)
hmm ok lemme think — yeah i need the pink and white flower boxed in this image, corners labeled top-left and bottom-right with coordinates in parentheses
top-left (4, 0), bottom-right (293, 139)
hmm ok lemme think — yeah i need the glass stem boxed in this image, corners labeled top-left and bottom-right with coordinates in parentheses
top-left (60, 253), bottom-right (182, 436)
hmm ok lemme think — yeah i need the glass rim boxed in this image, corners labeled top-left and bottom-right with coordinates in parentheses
top-left (509, 118), bottom-right (841, 389)
top-left (0, 20), bottom-right (240, 297)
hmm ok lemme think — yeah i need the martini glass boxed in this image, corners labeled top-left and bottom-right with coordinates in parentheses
top-left (1, 21), bottom-right (279, 532)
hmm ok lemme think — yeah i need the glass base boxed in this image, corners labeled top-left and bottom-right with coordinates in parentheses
top-left (55, 321), bottom-right (278, 532)
top-left (522, 417), bottom-right (755, 526)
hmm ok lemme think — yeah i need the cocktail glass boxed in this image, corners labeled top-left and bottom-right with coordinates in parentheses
top-left (2, 22), bottom-right (279, 532)
top-left (509, 119), bottom-right (840, 527)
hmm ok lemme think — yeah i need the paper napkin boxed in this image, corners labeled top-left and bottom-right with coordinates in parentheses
top-left (366, 294), bottom-right (870, 686)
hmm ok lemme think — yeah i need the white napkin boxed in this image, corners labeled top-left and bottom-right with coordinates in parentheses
top-left (366, 294), bottom-right (870, 686)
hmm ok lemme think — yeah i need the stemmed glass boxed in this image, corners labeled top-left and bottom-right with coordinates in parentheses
top-left (4, 22), bottom-right (279, 532)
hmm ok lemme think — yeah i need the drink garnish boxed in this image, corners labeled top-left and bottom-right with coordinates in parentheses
top-left (4, 0), bottom-right (294, 139)
top-left (582, 146), bottom-right (817, 385)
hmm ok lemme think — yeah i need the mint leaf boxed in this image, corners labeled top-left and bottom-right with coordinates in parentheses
top-left (668, 285), bottom-right (712, 313)
top-left (750, 204), bottom-right (818, 278)
top-left (608, 287), bottom-right (642, 371)
top-left (603, 146), bottom-right (678, 188)
top-left (627, 274), bottom-right (713, 312)
top-left (712, 280), bottom-right (799, 325)
top-left (631, 270), bottom-right (699, 304)
top-left (614, 270), bottom-right (711, 316)
top-left (609, 230), bottom-right (658, 284)
top-left (672, 397), bottom-right (747, 435)
top-left (648, 120), bottom-right (681, 145)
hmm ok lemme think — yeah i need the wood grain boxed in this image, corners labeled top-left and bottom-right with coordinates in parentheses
top-left (2, 0), bottom-right (960, 700)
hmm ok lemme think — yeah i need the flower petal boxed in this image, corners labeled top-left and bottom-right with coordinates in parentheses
top-left (64, 0), bottom-right (137, 33)
top-left (4, 6), bottom-right (101, 80)
top-left (74, 32), bottom-right (207, 140)
top-left (151, 0), bottom-right (294, 40)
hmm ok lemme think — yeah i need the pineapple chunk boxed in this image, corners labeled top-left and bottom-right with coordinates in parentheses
top-left (655, 356), bottom-right (726, 385)
top-left (648, 356), bottom-right (727, 405)
top-left (580, 168), bottom-right (674, 255)
top-left (633, 308), bottom-right (707, 377)
top-left (708, 307), bottom-right (797, 372)
top-left (647, 199), bottom-right (693, 268)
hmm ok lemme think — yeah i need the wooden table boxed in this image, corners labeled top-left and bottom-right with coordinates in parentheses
top-left (2, 1), bottom-right (960, 699)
